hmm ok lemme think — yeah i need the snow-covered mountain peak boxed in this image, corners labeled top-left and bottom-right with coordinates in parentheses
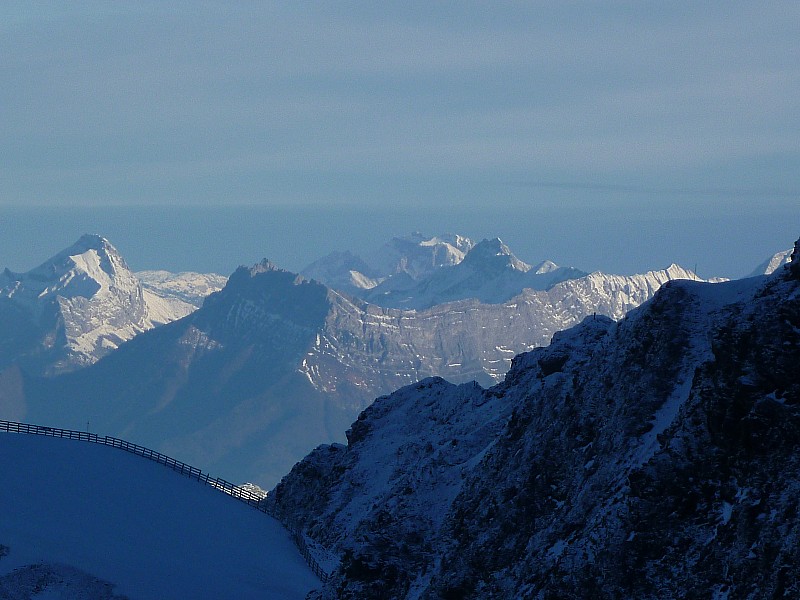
top-left (533, 259), bottom-right (560, 274)
top-left (417, 233), bottom-right (474, 262)
top-left (0, 235), bottom-right (150, 374)
top-left (461, 238), bottom-right (532, 273)
top-left (70, 232), bottom-right (112, 253)
top-left (300, 251), bottom-right (380, 294)
top-left (661, 263), bottom-right (700, 281)
top-left (0, 236), bottom-right (221, 375)
top-left (2, 235), bottom-right (137, 309)
top-left (7, 234), bottom-right (131, 298)
top-left (370, 233), bottom-right (476, 279)
top-left (749, 248), bottom-right (794, 277)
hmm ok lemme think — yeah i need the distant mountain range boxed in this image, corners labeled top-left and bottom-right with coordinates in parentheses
top-left (0, 233), bottom-right (733, 486)
top-left (266, 239), bottom-right (800, 599)
top-left (302, 233), bottom-right (588, 308)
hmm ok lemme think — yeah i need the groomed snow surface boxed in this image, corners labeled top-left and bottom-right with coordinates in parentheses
top-left (0, 433), bottom-right (319, 599)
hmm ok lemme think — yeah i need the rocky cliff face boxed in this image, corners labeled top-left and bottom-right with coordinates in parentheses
top-left (267, 243), bottom-right (800, 599)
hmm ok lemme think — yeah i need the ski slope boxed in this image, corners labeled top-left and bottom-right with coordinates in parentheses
top-left (0, 433), bottom-right (319, 599)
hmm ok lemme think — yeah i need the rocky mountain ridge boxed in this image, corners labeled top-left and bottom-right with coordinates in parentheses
top-left (266, 238), bottom-right (800, 599)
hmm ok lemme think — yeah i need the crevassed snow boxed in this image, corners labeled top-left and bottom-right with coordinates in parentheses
top-left (0, 434), bottom-right (318, 600)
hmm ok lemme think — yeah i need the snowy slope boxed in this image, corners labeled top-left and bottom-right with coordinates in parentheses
top-left (748, 248), bottom-right (793, 276)
top-left (0, 432), bottom-right (319, 599)
top-left (300, 251), bottom-right (381, 297)
top-left (136, 271), bottom-right (227, 309)
top-left (138, 270), bottom-right (227, 326)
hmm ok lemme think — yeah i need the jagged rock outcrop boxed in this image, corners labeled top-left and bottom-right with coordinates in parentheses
top-left (268, 242), bottom-right (800, 599)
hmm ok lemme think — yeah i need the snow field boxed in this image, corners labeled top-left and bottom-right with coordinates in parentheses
top-left (0, 433), bottom-right (318, 599)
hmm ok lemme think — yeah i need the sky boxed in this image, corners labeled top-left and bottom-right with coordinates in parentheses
top-left (0, 2), bottom-right (798, 277)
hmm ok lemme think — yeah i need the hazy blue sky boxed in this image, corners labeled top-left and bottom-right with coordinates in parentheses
top-left (1, 2), bottom-right (798, 277)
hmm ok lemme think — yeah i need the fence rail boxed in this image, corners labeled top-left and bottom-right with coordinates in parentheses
top-left (0, 419), bottom-right (331, 583)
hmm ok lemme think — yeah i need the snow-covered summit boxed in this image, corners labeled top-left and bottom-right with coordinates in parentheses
top-left (459, 238), bottom-right (532, 273)
top-left (0, 236), bottom-right (220, 375)
top-left (2, 234), bottom-right (135, 309)
top-left (301, 233), bottom-right (477, 296)
top-left (0, 234), bottom-right (151, 374)
top-left (301, 251), bottom-right (381, 294)
top-left (370, 232), bottom-right (475, 279)
top-left (533, 259), bottom-right (560, 274)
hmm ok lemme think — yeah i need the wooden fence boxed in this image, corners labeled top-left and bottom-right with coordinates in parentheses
top-left (0, 419), bottom-right (331, 583)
